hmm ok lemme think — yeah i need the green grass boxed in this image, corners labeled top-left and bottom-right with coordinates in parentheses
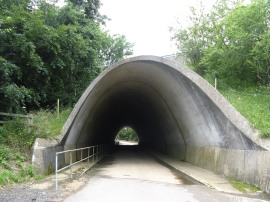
top-left (0, 107), bottom-right (71, 186)
top-left (229, 179), bottom-right (260, 193)
top-left (220, 86), bottom-right (270, 138)
top-left (32, 108), bottom-right (72, 138)
top-left (0, 145), bottom-right (42, 186)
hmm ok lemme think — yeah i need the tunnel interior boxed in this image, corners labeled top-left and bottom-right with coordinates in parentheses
top-left (61, 57), bottom-right (261, 160)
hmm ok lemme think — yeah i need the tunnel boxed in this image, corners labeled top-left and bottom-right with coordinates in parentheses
top-left (59, 55), bottom-right (265, 155)
top-left (32, 56), bottom-right (270, 193)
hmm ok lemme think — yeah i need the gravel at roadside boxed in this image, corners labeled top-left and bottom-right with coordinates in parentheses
top-left (0, 170), bottom-right (91, 202)
top-left (0, 184), bottom-right (62, 202)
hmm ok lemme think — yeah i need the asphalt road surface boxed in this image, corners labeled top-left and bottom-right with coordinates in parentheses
top-left (65, 146), bottom-right (268, 202)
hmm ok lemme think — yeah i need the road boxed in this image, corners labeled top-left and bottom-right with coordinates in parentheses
top-left (65, 146), bottom-right (268, 202)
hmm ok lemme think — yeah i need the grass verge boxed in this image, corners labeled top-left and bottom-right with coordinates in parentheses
top-left (0, 107), bottom-right (71, 186)
top-left (0, 145), bottom-right (44, 186)
top-left (220, 86), bottom-right (270, 138)
top-left (229, 179), bottom-right (260, 193)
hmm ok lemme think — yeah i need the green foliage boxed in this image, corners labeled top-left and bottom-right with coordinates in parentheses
top-left (172, 0), bottom-right (270, 138)
top-left (0, 165), bottom-right (38, 186)
top-left (0, 107), bottom-right (70, 186)
top-left (32, 107), bottom-right (72, 138)
top-left (0, 108), bottom-right (71, 153)
top-left (0, 57), bottom-right (32, 113)
top-left (220, 86), bottom-right (270, 138)
top-left (229, 179), bottom-right (260, 193)
top-left (172, 0), bottom-right (270, 87)
top-left (0, 0), bottom-right (133, 113)
top-left (0, 170), bottom-right (20, 185)
top-left (0, 145), bottom-right (40, 186)
top-left (68, 0), bottom-right (104, 22)
top-left (0, 118), bottom-right (36, 151)
top-left (116, 127), bottom-right (139, 142)
top-left (101, 34), bottom-right (134, 66)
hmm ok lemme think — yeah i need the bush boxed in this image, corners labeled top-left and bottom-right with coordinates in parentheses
top-left (0, 119), bottom-right (36, 151)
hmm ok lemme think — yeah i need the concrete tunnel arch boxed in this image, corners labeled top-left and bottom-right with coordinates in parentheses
top-left (59, 55), bottom-right (269, 154)
top-left (33, 56), bottom-right (270, 193)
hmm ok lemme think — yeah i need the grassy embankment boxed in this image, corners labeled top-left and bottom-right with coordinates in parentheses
top-left (0, 108), bottom-right (71, 186)
top-left (220, 86), bottom-right (270, 138)
top-left (209, 85), bottom-right (269, 193)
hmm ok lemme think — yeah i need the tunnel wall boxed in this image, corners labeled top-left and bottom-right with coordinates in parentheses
top-left (186, 146), bottom-right (270, 193)
top-left (32, 56), bottom-right (270, 193)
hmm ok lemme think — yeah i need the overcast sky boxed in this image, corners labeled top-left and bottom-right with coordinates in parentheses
top-left (100, 0), bottom-right (216, 57)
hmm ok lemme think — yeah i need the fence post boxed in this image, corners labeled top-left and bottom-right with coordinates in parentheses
top-left (56, 99), bottom-right (60, 118)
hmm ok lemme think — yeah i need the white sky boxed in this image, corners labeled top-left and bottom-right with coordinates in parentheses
top-left (100, 0), bottom-right (216, 57)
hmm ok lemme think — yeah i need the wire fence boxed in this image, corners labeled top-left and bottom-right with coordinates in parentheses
top-left (207, 76), bottom-right (270, 98)
top-left (220, 84), bottom-right (270, 97)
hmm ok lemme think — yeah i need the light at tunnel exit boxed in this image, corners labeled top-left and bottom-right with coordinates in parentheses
top-left (115, 126), bottom-right (139, 146)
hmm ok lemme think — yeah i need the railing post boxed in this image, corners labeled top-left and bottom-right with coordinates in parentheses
top-left (80, 149), bottom-right (83, 171)
top-left (55, 154), bottom-right (58, 192)
top-left (92, 147), bottom-right (95, 163)
top-left (81, 149), bottom-right (83, 161)
top-left (97, 145), bottom-right (99, 161)
top-left (100, 145), bottom-right (102, 159)
top-left (70, 151), bottom-right (72, 178)
top-left (88, 147), bottom-right (90, 163)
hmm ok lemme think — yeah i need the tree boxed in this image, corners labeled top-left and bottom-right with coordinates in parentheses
top-left (101, 34), bottom-right (133, 66)
top-left (172, 0), bottom-right (269, 87)
top-left (0, 0), bottom-right (133, 112)
top-left (0, 57), bottom-right (32, 113)
top-left (67, 0), bottom-right (106, 23)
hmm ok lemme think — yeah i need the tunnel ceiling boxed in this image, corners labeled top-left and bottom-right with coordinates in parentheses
top-left (60, 56), bottom-right (270, 153)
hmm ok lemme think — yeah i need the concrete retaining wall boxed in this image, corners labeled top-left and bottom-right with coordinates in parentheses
top-left (31, 138), bottom-right (64, 174)
top-left (186, 146), bottom-right (270, 194)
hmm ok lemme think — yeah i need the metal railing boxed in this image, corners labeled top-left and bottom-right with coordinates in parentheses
top-left (55, 144), bottom-right (105, 191)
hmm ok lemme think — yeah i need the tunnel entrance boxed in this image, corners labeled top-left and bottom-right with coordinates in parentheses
top-left (32, 56), bottom-right (270, 193)
top-left (115, 127), bottom-right (139, 146)
top-left (61, 56), bottom-right (260, 157)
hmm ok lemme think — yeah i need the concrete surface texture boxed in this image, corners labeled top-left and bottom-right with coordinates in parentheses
top-left (60, 56), bottom-right (269, 151)
top-left (32, 56), bottom-right (270, 193)
top-left (64, 147), bottom-right (269, 202)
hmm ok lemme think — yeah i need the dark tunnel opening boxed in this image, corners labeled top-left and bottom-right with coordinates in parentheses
top-left (76, 80), bottom-right (181, 154)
